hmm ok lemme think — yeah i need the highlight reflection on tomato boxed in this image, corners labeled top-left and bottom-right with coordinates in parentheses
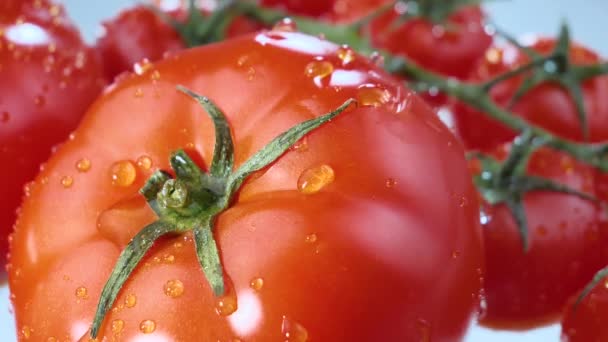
top-left (9, 32), bottom-right (482, 341)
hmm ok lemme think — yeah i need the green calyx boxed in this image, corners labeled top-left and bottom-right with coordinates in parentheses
top-left (471, 130), bottom-right (597, 251)
top-left (89, 86), bottom-right (355, 338)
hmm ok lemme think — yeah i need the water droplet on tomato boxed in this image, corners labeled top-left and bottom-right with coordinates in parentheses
top-left (458, 196), bottom-right (468, 208)
top-left (369, 52), bottom-right (384, 68)
top-left (75, 286), bottom-right (88, 299)
top-left (336, 46), bottom-right (355, 65)
top-left (485, 47), bottom-right (502, 65)
top-left (305, 233), bottom-right (318, 243)
top-left (110, 160), bottom-right (137, 187)
top-left (291, 137), bottom-right (309, 152)
top-left (21, 326), bottom-right (32, 339)
top-left (125, 293), bottom-right (137, 308)
top-left (273, 18), bottom-right (297, 32)
top-left (247, 67), bottom-right (256, 81)
top-left (431, 25), bottom-right (445, 38)
top-left (46, 337), bottom-right (57, 342)
top-left (215, 293), bottom-right (238, 316)
top-left (1, 111), bottom-right (9, 123)
top-left (304, 60), bottom-right (334, 79)
top-left (452, 251), bottom-right (461, 259)
top-left (385, 178), bottom-right (397, 188)
top-left (536, 225), bottom-right (548, 237)
top-left (163, 254), bottom-right (175, 263)
top-left (150, 70), bottom-right (161, 82)
top-left (76, 158), bottom-right (91, 172)
top-left (34, 95), bottom-right (45, 107)
top-left (297, 165), bottom-right (335, 194)
top-left (281, 316), bottom-right (308, 341)
top-left (61, 176), bottom-right (73, 188)
top-left (112, 319), bottom-right (124, 334)
top-left (134, 88), bottom-right (144, 98)
top-left (136, 155), bottom-right (153, 170)
top-left (164, 279), bottom-right (185, 298)
top-left (133, 58), bottom-right (152, 75)
top-left (139, 320), bottom-right (156, 334)
top-left (356, 85), bottom-right (392, 107)
top-left (250, 277), bottom-right (264, 291)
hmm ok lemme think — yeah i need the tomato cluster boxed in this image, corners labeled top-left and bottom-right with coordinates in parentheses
top-left (3, 0), bottom-right (608, 341)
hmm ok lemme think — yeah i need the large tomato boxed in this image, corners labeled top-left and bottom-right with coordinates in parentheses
top-left (9, 32), bottom-right (482, 341)
top-left (471, 144), bottom-right (605, 328)
top-left (453, 37), bottom-right (608, 151)
top-left (0, 0), bottom-right (104, 270)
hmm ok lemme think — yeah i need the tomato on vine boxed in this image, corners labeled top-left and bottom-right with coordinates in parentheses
top-left (9, 31), bottom-right (483, 341)
top-left (453, 31), bottom-right (608, 151)
top-left (0, 0), bottom-right (104, 270)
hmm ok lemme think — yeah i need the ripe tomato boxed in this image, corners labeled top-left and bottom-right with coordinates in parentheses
top-left (260, 0), bottom-right (335, 18)
top-left (561, 275), bottom-right (608, 342)
top-left (9, 32), bottom-right (482, 341)
top-left (0, 0), bottom-right (104, 270)
top-left (471, 144), bottom-right (605, 328)
top-left (368, 2), bottom-right (493, 80)
top-left (96, 5), bottom-right (185, 81)
top-left (453, 37), bottom-right (608, 151)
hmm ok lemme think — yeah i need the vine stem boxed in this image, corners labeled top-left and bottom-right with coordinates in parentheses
top-left (387, 57), bottom-right (608, 171)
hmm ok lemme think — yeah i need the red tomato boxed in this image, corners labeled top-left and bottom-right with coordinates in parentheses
top-left (561, 275), bottom-right (608, 342)
top-left (9, 32), bottom-right (482, 341)
top-left (368, 2), bottom-right (493, 80)
top-left (0, 0), bottom-right (104, 269)
top-left (260, 0), bottom-right (335, 18)
top-left (96, 5), bottom-right (185, 81)
top-left (471, 144), bottom-right (605, 328)
top-left (453, 37), bottom-right (608, 151)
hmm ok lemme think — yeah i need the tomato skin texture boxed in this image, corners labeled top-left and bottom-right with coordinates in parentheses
top-left (261, 0), bottom-right (335, 18)
top-left (453, 38), bottom-right (608, 151)
top-left (96, 5), bottom-right (186, 81)
top-left (0, 0), bottom-right (104, 268)
top-left (472, 145), bottom-right (605, 328)
top-left (9, 32), bottom-right (482, 341)
top-left (561, 281), bottom-right (608, 342)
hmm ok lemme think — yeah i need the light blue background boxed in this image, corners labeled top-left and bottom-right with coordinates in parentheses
top-left (1, 1), bottom-right (607, 341)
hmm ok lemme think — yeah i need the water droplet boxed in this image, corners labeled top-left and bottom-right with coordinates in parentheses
top-left (385, 178), bottom-right (397, 188)
top-left (237, 55), bottom-right (249, 67)
top-left (356, 85), bottom-right (392, 107)
top-left (133, 58), bottom-right (152, 75)
top-left (125, 293), bottom-right (137, 308)
top-left (247, 67), bottom-right (256, 81)
top-left (112, 319), bottom-right (124, 334)
top-left (452, 251), bottom-right (461, 259)
top-left (61, 176), bottom-right (73, 188)
top-left (34, 95), bottom-right (45, 107)
top-left (110, 160), bottom-right (137, 187)
top-left (1, 111), bottom-right (9, 123)
top-left (431, 25), bottom-right (445, 38)
top-left (536, 225), bottom-right (548, 237)
top-left (163, 254), bottom-right (175, 263)
top-left (281, 316), bottom-right (308, 341)
top-left (297, 164), bottom-right (335, 194)
top-left (250, 277), bottom-right (264, 291)
top-left (369, 52), bottom-right (385, 68)
top-left (46, 337), bottom-right (57, 342)
top-left (139, 320), bottom-right (156, 334)
top-left (291, 137), bottom-right (309, 152)
top-left (21, 325), bottom-right (32, 339)
top-left (150, 70), bottom-right (161, 81)
top-left (174, 242), bottom-right (184, 249)
top-left (273, 18), bottom-right (297, 32)
top-left (305, 233), bottom-right (318, 243)
top-left (164, 279), bottom-right (185, 298)
top-left (336, 46), bottom-right (355, 65)
top-left (458, 196), bottom-right (468, 207)
top-left (75, 286), bottom-right (88, 299)
top-left (136, 155), bottom-right (153, 170)
top-left (304, 60), bottom-right (334, 79)
top-left (76, 158), bottom-right (91, 172)
top-left (215, 293), bottom-right (238, 316)
top-left (485, 47), bottom-right (502, 65)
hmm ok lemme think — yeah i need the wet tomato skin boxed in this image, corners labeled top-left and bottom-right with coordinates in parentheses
top-left (561, 278), bottom-right (608, 342)
top-left (0, 0), bottom-right (104, 268)
top-left (9, 32), bottom-right (482, 341)
top-left (472, 145), bottom-right (605, 328)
